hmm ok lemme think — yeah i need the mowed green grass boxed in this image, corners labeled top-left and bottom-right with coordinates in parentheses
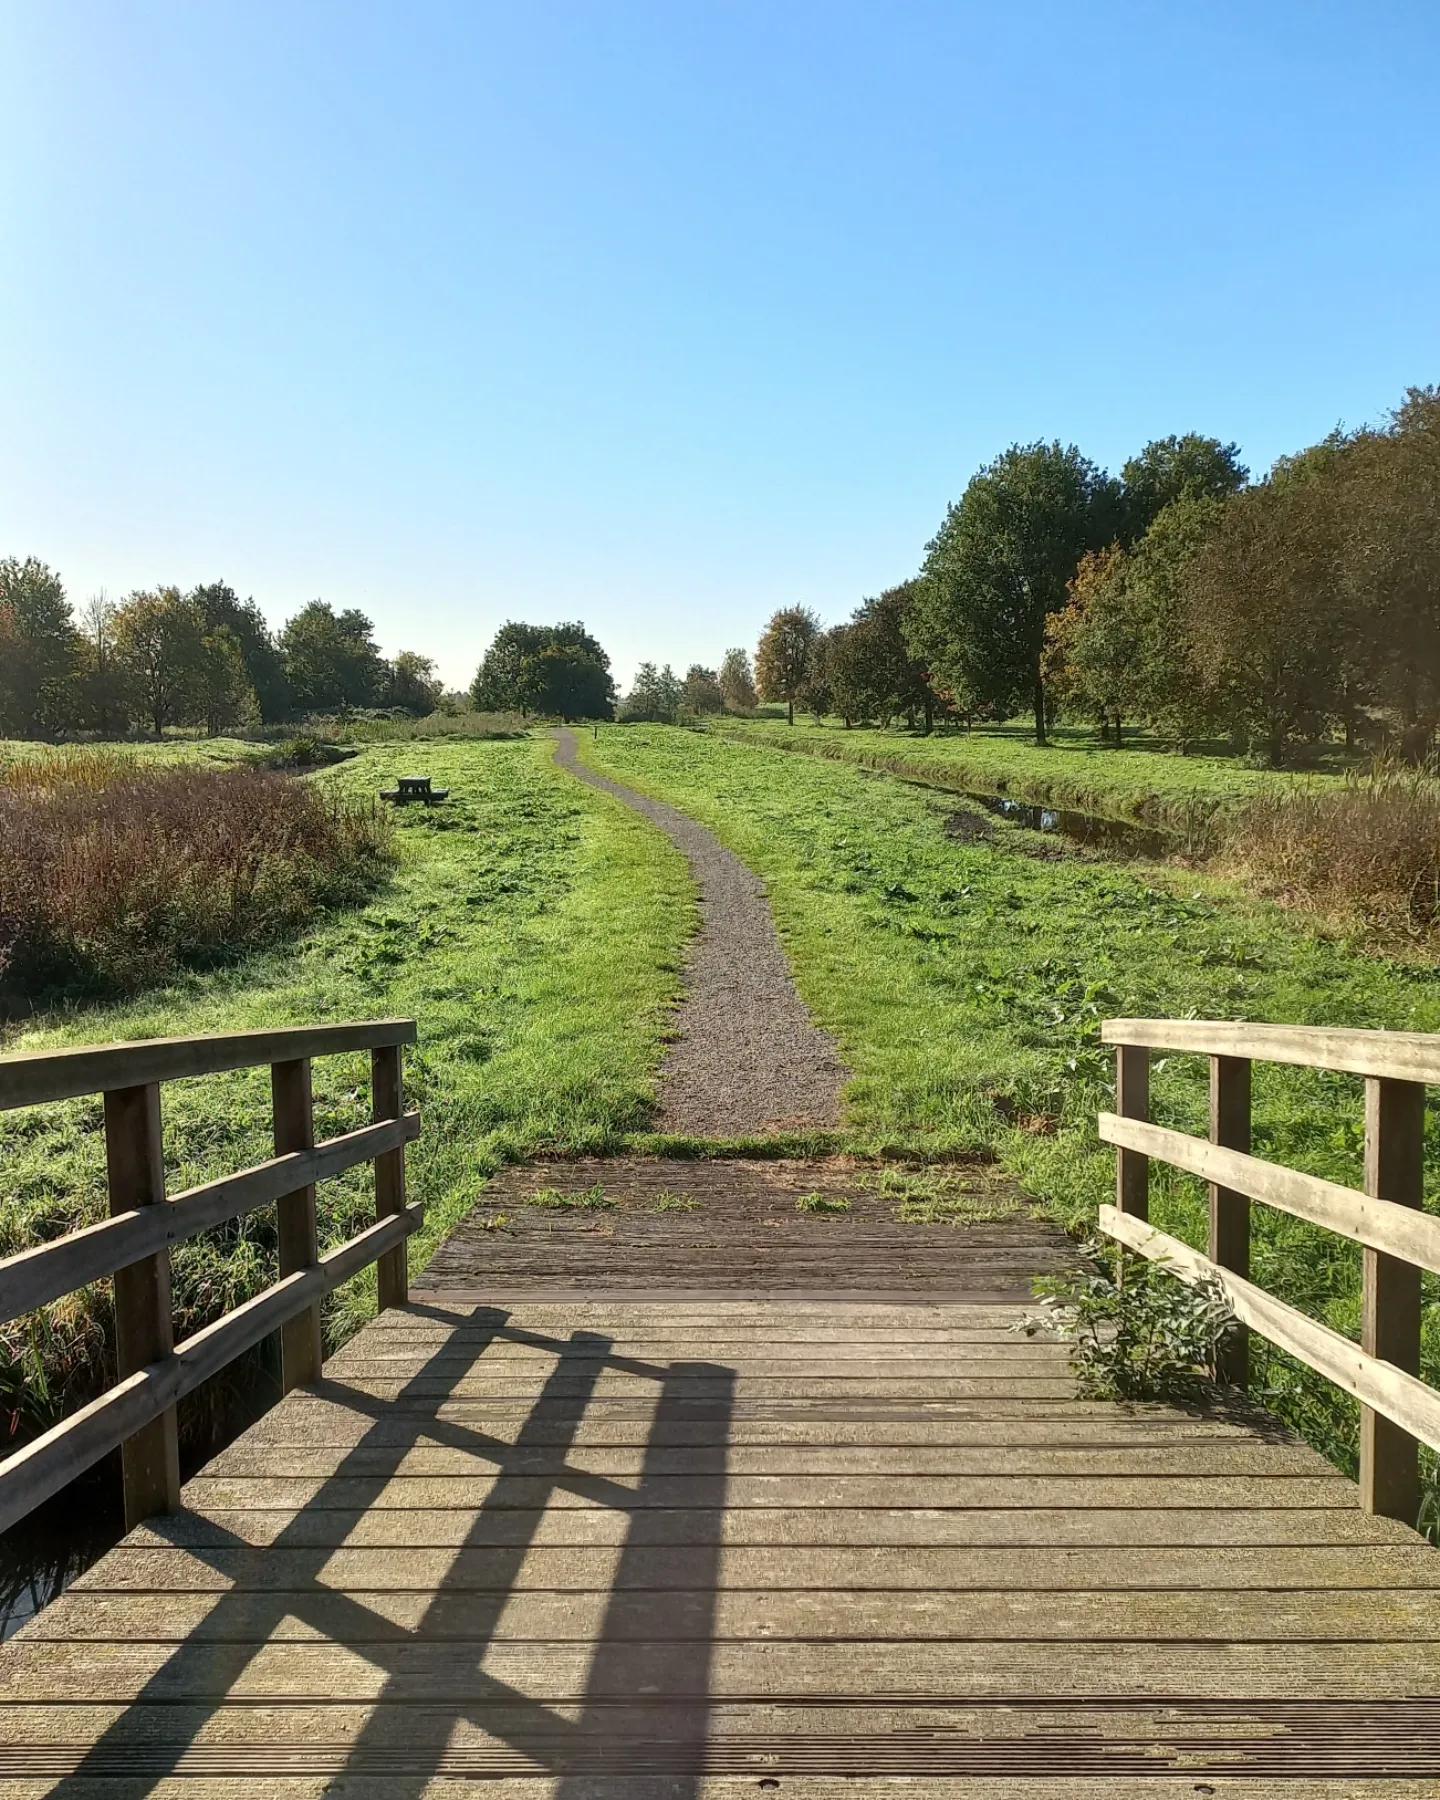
top-left (582, 724), bottom-right (1440, 1476)
top-left (716, 717), bottom-right (1351, 829)
top-left (0, 736), bottom-right (693, 1428)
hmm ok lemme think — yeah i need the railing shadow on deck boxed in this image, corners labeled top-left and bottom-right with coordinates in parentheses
top-left (55, 1301), bottom-right (736, 1795)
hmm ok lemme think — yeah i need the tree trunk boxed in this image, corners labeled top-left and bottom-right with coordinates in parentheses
top-left (1032, 675), bottom-right (1047, 745)
top-left (787, 697), bottom-right (794, 726)
top-left (1114, 713), bottom-right (1123, 749)
top-left (923, 694), bottom-right (934, 735)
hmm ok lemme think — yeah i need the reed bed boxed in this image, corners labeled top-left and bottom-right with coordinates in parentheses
top-left (0, 753), bottom-right (393, 1002)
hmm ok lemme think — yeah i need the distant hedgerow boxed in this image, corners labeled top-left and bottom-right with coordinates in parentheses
top-left (0, 753), bottom-right (393, 1003)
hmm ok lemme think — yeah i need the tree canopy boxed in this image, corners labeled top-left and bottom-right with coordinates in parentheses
top-left (756, 606), bottom-right (820, 725)
top-left (471, 620), bottom-right (614, 718)
top-left (908, 442), bottom-right (1121, 742)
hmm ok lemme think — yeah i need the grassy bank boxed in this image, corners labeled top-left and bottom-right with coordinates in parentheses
top-left (582, 724), bottom-right (1440, 1483)
top-left (715, 717), bottom-right (1348, 833)
top-left (0, 735), bottom-right (693, 1437)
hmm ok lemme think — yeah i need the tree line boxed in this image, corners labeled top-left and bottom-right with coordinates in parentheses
top-left (745, 383), bottom-right (1440, 765)
top-left (469, 622), bottom-right (761, 726)
top-left (0, 562), bottom-right (450, 739)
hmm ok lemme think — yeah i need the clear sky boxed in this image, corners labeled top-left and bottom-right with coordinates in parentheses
top-left (4, 1), bottom-right (1437, 693)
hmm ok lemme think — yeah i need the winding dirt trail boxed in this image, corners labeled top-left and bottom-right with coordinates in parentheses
top-left (555, 727), bottom-right (845, 1136)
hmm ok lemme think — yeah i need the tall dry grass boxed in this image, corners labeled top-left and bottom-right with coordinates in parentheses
top-left (0, 754), bottom-right (393, 1002)
top-left (1221, 762), bottom-right (1440, 940)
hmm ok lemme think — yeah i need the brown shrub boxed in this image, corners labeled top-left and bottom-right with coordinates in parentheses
top-left (1221, 763), bottom-right (1440, 940)
top-left (0, 755), bottom-right (392, 1001)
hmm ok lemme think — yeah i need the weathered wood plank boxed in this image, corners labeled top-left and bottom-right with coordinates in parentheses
top-left (316, 1374), bottom-right (1083, 1398)
top-left (0, 1020), bottom-right (417, 1111)
top-left (103, 1081), bottom-right (180, 1528)
top-left (272, 1057), bottom-right (322, 1391)
top-left (130, 1501), bottom-right (1413, 1550)
top-left (27, 1584), bottom-right (1440, 1644)
top-left (6, 1637), bottom-right (1440, 1700)
top-left (175, 1472), bottom-right (1357, 1510)
top-left (1102, 1016), bottom-right (1440, 1084)
top-left (72, 1542), bottom-right (1440, 1594)
top-left (238, 1409), bottom-right (1272, 1447)
top-left (199, 1441), bottom-right (1334, 1479)
top-left (1361, 1075), bottom-right (1426, 1522)
top-left (323, 1339), bottom-right (1074, 1364)
top-left (1099, 1111), bottom-right (1440, 1279)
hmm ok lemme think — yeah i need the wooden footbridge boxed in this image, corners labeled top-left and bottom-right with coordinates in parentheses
top-left (1, 1018), bottom-right (1439, 1794)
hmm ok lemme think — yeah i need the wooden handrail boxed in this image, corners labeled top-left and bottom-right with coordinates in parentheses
top-left (1099, 1114), bottom-right (1440, 1280)
top-left (1100, 1016), bottom-right (1436, 1525)
top-left (0, 1018), bottom-right (422, 1532)
top-left (0, 1206), bottom-right (422, 1536)
top-left (0, 1019), bottom-right (417, 1112)
top-left (0, 1114), bottom-right (420, 1325)
top-left (1103, 1017), bottom-right (1440, 1085)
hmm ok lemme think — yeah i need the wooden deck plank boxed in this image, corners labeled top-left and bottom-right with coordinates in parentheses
top-left (72, 1543), bottom-right (1440, 1593)
top-left (125, 1502), bottom-right (1418, 1549)
top-left (26, 1585), bottom-right (1440, 1643)
top-left (201, 1443), bottom-right (1336, 1479)
top-left (175, 1472), bottom-right (1359, 1509)
top-left (3, 1287), bottom-right (1437, 1795)
top-left (7, 1636), bottom-right (1440, 1700)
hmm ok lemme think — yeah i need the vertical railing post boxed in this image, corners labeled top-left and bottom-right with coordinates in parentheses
top-left (1115, 1044), bottom-right (1150, 1220)
top-left (372, 1043), bottom-right (408, 1310)
top-left (104, 1082), bottom-right (181, 1528)
top-left (1360, 1075), bottom-right (1425, 1523)
top-left (1209, 1054), bottom-right (1252, 1387)
top-left (272, 1058), bottom-right (322, 1390)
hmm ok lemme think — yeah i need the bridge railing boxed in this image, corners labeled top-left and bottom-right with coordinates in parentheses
top-left (0, 1020), bottom-right (422, 1533)
top-left (1099, 1017), bottom-right (1440, 1524)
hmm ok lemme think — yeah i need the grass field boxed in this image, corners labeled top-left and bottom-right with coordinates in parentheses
top-left (0, 735), bottom-right (693, 1435)
top-left (582, 724), bottom-right (1440, 1482)
top-left (716, 716), bottom-right (1352, 832)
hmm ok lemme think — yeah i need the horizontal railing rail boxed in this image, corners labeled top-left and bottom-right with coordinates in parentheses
top-left (0, 1019), bottom-right (421, 1532)
top-left (1098, 1016), bottom-right (1436, 1525)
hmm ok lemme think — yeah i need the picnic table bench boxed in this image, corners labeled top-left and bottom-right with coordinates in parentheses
top-left (380, 774), bottom-right (449, 804)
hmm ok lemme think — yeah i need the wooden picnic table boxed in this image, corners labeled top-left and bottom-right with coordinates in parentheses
top-left (381, 775), bottom-right (449, 804)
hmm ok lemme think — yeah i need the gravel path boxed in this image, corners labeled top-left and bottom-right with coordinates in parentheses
top-left (556, 728), bottom-right (846, 1135)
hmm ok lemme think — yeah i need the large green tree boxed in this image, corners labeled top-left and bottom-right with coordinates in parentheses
top-left (471, 621), bottom-right (611, 714)
top-left (113, 588), bottom-right (207, 738)
top-left (0, 557), bottom-right (80, 739)
top-left (619, 661), bottom-right (681, 723)
top-left (717, 647), bottom-right (757, 712)
top-left (681, 664), bottom-right (725, 714)
top-left (190, 581), bottom-right (289, 721)
top-left (1045, 496), bottom-right (1225, 747)
top-left (1180, 480), bottom-right (1342, 765)
top-left (909, 442), bottom-right (1121, 742)
top-left (523, 645), bottom-right (615, 720)
top-left (77, 593), bottom-right (129, 735)
top-left (755, 606), bottom-right (820, 725)
top-left (389, 650), bottom-right (443, 715)
top-left (196, 626), bottom-right (259, 735)
top-left (280, 601), bottom-right (385, 713)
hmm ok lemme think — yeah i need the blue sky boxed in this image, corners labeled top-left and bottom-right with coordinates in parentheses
top-left (3, 1), bottom-right (1437, 692)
